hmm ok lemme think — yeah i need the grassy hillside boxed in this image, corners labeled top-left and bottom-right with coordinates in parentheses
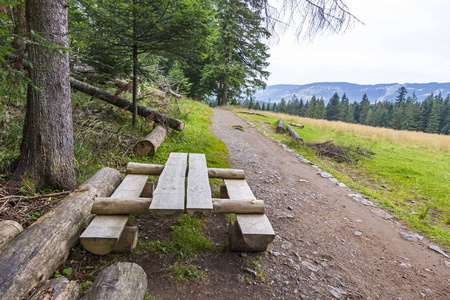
top-left (236, 109), bottom-right (450, 246)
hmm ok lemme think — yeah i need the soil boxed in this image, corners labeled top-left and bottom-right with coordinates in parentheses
top-left (128, 108), bottom-right (450, 299)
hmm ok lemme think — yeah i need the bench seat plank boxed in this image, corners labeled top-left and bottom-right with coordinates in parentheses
top-left (150, 152), bottom-right (187, 219)
top-left (224, 179), bottom-right (275, 250)
top-left (186, 153), bottom-right (213, 218)
top-left (81, 174), bottom-right (149, 254)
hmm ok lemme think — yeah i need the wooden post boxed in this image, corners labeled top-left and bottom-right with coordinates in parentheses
top-left (81, 262), bottom-right (147, 300)
top-left (0, 168), bottom-right (122, 300)
top-left (134, 124), bottom-right (167, 157)
top-left (0, 220), bottom-right (23, 249)
top-left (286, 124), bottom-right (303, 141)
top-left (276, 119), bottom-right (285, 133)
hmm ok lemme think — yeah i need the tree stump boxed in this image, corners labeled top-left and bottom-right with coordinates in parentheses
top-left (276, 119), bottom-right (285, 133)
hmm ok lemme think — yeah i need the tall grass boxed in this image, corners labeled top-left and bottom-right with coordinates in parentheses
top-left (237, 109), bottom-right (450, 246)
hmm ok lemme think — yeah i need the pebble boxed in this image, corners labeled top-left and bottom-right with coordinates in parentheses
top-left (301, 261), bottom-right (319, 272)
top-left (272, 274), bottom-right (281, 281)
top-left (428, 245), bottom-right (449, 258)
top-left (354, 231), bottom-right (363, 237)
top-left (400, 231), bottom-right (424, 242)
top-left (445, 261), bottom-right (450, 268)
top-left (328, 286), bottom-right (347, 299)
top-left (271, 251), bottom-right (281, 257)
top-left (320, 172), bottom-right (333, 178)
top-left (371, 208), bottom-right (393, 219)
top-left (298, 179), bottom-right (309, 183)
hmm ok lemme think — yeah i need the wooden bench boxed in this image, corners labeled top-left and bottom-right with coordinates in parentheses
top-left (79, 174), bottom-right (149, 255)
top-left (80, 153), bottom-right (275, 254)
top-left (223, 179), bottom-right (275, 251)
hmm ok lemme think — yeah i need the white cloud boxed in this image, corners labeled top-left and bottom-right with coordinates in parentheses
top-left (266, 0), bottom-right (450, 85)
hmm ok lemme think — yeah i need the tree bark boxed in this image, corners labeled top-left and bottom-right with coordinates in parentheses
top-left (9, 0), bottom-right (76, 192)
top-left (82, 262), bottom-right (147, 300)
top-left (28, 278), bottom-right (83, 300)
top-left (0, 167), bottom-right (122, 300)
top-left (134, 124), bottom-right (167, 157)
top-left (70, 78), bottom-right (185, 131)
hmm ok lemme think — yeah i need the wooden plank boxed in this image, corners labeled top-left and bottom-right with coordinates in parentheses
top-left (81, 174), bottom-right (149, 254)
top-left (111, 174), bottom-right (149, 198)
top-left (224, 179), bottom-right (275, 249)
top-left (186, 153), bottom-right (213, 219)
top-left (235, 214), bottom-right (275, 248)
top-left (80, 215), bottom-right (129, 255)
top-left (150, 152), bottom-right (187, 219)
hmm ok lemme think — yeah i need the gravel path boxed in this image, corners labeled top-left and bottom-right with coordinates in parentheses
top-left (210, 107), bottom-right (450, 299)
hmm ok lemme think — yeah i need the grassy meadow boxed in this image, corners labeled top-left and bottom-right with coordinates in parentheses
top-left (236, 109), bottom-right (450, 246)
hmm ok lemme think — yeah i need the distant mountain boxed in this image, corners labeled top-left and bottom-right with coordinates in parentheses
top-left (253, 82), bottom-right (450, 104)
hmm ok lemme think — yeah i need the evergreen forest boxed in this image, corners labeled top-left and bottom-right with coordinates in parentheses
top-left (243, 87), bottom-right (450, 135)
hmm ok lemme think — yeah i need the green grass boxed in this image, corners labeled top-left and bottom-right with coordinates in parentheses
top-left (236, 109), bottom-right (450, 246)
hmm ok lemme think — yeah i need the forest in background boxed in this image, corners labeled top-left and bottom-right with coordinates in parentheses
top-left (240, 87), bottom-right (450, 135)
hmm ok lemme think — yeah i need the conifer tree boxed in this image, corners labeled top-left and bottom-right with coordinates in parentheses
top-left (326, 92), bottom-right (340, 120)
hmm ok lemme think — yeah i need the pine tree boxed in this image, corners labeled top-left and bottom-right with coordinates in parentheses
top-left (358, 94), bottom-right (370, 124)
top-left (326, 92), bottom-right (340, 120)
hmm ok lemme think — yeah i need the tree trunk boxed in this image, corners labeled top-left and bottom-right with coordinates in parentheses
top-left (134, 124), bottom-right (167, 157)
top-left (9, 0), bottom-right (76, 192)
top-left (70, 78), bottom-right (185, 131)
top-left (132, 2), bottom-right (138, 128)
top-left (82, 262), bottom-right (147, 300)
top-left (0, 167), bottom-right (122, 300)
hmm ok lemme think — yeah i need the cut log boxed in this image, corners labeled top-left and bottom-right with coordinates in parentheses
top-left (134, 124), bottom-right (167, 157)
top-left (276, 119), bottom-right (285, 133)
top-left (287, 122), bottom-right (304, 129)
top-left (150, 152), bottom-right (187, 219)
top-left (91, 197), bottom-right (263, 215)
top-left (92, 197), bottom-right (153, 215)
top-left (186, 153), bottom-right (213, 219)
top-left (81, 174), bottom-right (148, 255)
top-left (286, 124), bottom-right (303, 141)
top-left (0, 168), bottom-right (122, 300)
top-left (126, 161), bottom-right (244, 179)
top-left (82, 262), bottom-right (147, 300)
top-left (28, 278), bottom-right (82, 300)
top-left (126, 162), bottom-right (165, 175)
top-left (212, 199), bottom-right (264, 214)
top-left (70, 77), bottom-right (184, 131)
top-left (207, 168), bottom-right (245, 179)
top-left (229, 221), bottom-right (268, 252)
top-left (0, 220), bottom-right (23, 250)
top-left (114, 226), bottom-right (138, 253)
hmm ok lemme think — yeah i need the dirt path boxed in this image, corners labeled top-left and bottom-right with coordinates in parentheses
top-left (209, 108), bottom-right (450, 299)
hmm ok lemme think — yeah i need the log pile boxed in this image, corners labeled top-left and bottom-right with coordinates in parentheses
top-left (0, 167), bottom-right (122, 299)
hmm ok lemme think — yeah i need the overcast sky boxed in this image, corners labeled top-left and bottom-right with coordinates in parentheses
top-left (266, 0), bottom-right (450, 86)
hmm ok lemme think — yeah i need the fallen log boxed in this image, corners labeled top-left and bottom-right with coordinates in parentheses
top-left (82, 262), bottom-right (147, 300)
top-left (126, 162), bottom-right (245, 179)
top-left (70, 77), bottom-right (185, 131)
top-left (287, 122), bottom-right (304, 129)
top-left (91, 197), bottom-right (263, 215)
top-left (28, 278), bottom-right (83, 300)
top-left (0, 220), bottom-right (23, 250)
top-left (239, 111), bottom-right (268, 118)
top-left (276, 119), bottom-right (285, 134)
top-left (0, 167), bottom-right (122, 300)
top-left (134, 124), bottom-right (167, 157)
top-left (286, 124), bottom-right (303, 142)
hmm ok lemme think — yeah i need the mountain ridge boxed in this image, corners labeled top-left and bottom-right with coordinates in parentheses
top-left (254, 82), bottom-right (450, 104)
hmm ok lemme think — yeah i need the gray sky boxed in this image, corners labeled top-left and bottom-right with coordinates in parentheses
top-left (266, 0), bottom-right (450, 85)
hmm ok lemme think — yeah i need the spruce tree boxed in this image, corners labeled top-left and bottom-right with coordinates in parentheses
top-left (326, 92), bottom-right (340, 120)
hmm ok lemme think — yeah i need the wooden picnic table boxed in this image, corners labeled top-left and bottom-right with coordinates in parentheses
top-left (80, 153), bottom-right (275, 255)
